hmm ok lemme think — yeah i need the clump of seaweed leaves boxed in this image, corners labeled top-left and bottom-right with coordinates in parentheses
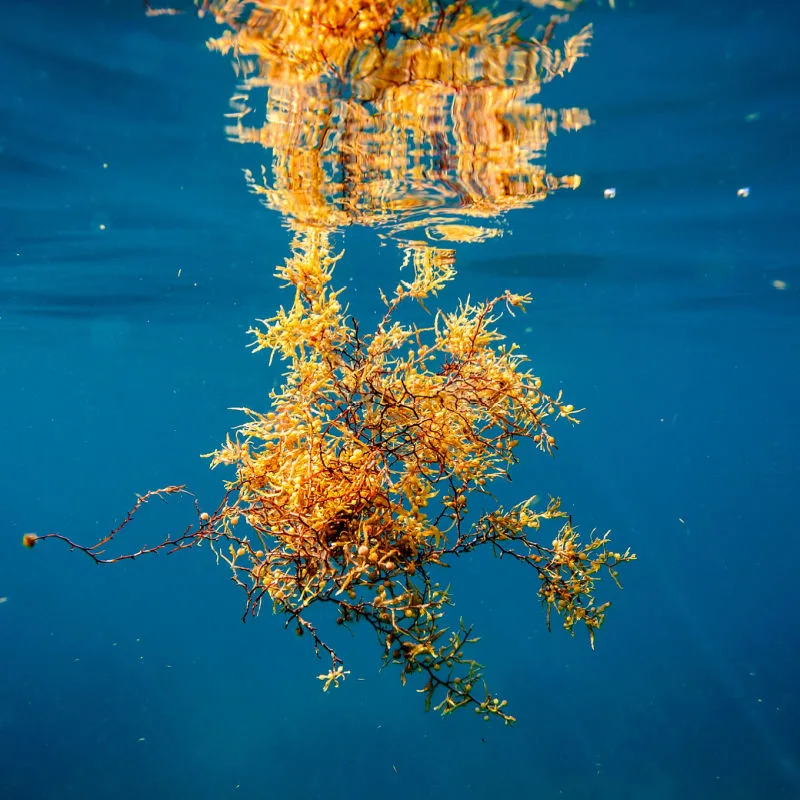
top-left (29, 228), bottom-right (633, 723)
top-left (25, 0), bottom-right (634, 724)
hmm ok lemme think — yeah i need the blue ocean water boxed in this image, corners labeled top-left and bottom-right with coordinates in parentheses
top-left (1, 1), bottom-right (798, 798)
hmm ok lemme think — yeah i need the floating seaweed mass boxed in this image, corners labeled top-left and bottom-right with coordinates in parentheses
top-left (29, 0), bottom-right (634, 723)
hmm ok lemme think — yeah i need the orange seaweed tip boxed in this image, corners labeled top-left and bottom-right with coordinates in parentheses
top-left (22, 533), bottom-right (38, 549)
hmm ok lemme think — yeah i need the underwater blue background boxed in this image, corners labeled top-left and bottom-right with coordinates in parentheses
top-left (1, 0), bottom-right (798, 798)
